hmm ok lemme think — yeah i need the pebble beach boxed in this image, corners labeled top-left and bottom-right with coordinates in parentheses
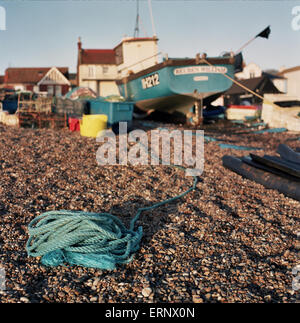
top-left (0, 120), bottom-right (299, 303)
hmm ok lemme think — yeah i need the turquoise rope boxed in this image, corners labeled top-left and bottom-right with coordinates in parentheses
top-left (218, 143), bottom-right (262, 151)
top-left (26, 171), bottom-right (198, 270)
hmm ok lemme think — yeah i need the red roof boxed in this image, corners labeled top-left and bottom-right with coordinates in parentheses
top-left (81, 49), bottom-right (116, 65)
top-left (4, 67), bottom-right (69, 84)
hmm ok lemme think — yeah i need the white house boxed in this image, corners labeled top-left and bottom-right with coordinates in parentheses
top-left (235, 63), bottom-right (262, 80)
top-left (77, 37), bottom-right (119, 97)
top-left (276, 66), bottom-right (300, 98)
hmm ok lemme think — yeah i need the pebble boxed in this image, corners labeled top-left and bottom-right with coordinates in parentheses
top-left (90, 297), bottom-right (98, 302)
top-left (20, 297), bottom-right (29, 303)
top-left (205, 293), bottom-right (211, 300)
top-left (142, 288), bottom-right (152, 298)
top-left (192, 295), bottom-right (203, 303)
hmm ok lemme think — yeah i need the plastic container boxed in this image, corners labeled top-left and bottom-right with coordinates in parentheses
top-left (2, 100), bottom-right (18, 114)
top-left (89, 100), bottom-right (134, 127)
top-left (69, 117), bottom-right (80, 132)
top-left (80, 114), bottom-right (107, 138)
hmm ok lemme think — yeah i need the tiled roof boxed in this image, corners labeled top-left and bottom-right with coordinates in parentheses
top-left (225, 76), bottom-right (281, 95)
top-left (4, 67), bottom-right (69, 84)
top-left (80, 49), bottom-right (116, 65)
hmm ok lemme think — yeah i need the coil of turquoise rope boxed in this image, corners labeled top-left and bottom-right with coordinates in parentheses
top-left (26, 170), bottom-right (198, 270)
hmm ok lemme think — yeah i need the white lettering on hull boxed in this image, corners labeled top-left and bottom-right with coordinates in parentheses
top-left (174, 66), bottom-right (227, 75)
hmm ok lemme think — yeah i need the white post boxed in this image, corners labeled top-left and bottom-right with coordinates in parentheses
top-left (148, 0), bottom-right (157, 37)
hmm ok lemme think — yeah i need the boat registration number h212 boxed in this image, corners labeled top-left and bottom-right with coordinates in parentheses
top-left (142, 73), bottom-right (160, 89)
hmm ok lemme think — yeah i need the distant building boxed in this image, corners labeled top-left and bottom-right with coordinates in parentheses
top-left (213, 62), bottom-right (264, 106)
top-left (277, 66), bottom-right (300, 98)
top-left (235, 63), bottom-right (262, 80)
top-left (262, 71), bottom-right (287, 94)
top-left (69, 73), bottom-right (77, 89)
top-left (224, 75), bottom-right (281, 106)
top-left (213, 63), bottom-right (285, 107)
top-left (77, 37), bottom-right (119, 97)
top-left (2, 67), bottom-right (71, 96)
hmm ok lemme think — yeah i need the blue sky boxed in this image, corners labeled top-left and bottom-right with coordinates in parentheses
top-left (0, 0), bottom-right (299, 74)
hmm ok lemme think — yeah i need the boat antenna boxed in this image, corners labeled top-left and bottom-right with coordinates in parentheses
top-left (148, 0), bottom-right (157, 37)
top-left (133, 0), bottom-right (140, 38)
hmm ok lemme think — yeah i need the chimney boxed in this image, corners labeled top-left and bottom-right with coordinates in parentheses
top-left (77, 37), bottom-right (82, 87)
top-left (78, 37), bottom-right (82, 51)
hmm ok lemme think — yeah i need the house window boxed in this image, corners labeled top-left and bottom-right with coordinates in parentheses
top-left (56, 85), bottom-right (62, 97)
top-left (249, 70), bottom-right (255, 78)
top-left (115, 44), bottom-right (124, 65)
top-left (88, 66), bottom-right (95, 78)
top-left (102, 66), bottom-right (109, 74)
top-left (48, 85), bottom-right (54, 96)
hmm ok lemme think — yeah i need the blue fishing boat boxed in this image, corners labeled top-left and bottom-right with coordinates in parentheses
top-left (114, 0), bottom-right (243, 122)
top-left (116, 54), bottom-right (237, 120)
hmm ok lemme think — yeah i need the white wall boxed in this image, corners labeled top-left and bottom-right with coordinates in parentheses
top-left (281, 69), bottom-right (300, 97)
top-left (78, 64), bottom-right (119, 96)
top-left (100, 81), bottom-right (120, 97)
top-left (262, 94), bottom-right (300, 131)
top-left (79, 80), bottom-right (98, 94)
top-left (116, 38), bottom-right (159, 78)
top-left (79, 64), bottom-right (118, 81)
top-left (13, 84), bottom-right (26, 91)
top-left (235, 63), bottom-right (262, 80)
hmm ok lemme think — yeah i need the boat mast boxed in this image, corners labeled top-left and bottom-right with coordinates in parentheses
top-left (133, 0), bottom-right (140, 38)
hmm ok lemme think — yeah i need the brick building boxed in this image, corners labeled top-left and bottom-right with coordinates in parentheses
top-left (2, 67), bottom-right (71, 96)
top-left (77, 37), bottom-right (119, 97)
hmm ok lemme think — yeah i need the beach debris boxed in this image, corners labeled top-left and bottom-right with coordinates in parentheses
top-left (0, 111), bottom-right (19, 126)
top-left (226, 105), bottom-right (261, 121)
top-left (261, 94), bottom-right (300, 131)
top-left (223, 144), bottom-right (300, 201)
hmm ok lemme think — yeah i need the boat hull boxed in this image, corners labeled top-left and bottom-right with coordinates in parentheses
top-left (117, 60), bottom-right (235, 115)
